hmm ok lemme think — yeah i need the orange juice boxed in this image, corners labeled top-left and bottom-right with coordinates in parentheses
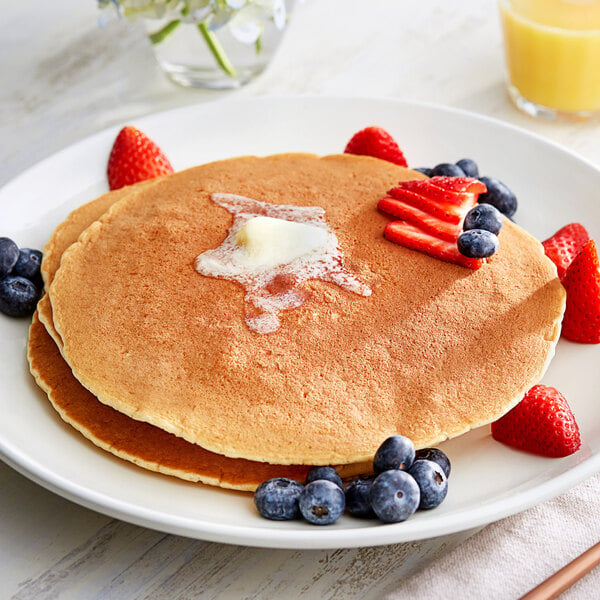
top-left (499, 0), bottom-right (600, 116)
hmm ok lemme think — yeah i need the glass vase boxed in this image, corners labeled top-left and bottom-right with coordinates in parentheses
top-left (144, 13), bottom-right (289, 89)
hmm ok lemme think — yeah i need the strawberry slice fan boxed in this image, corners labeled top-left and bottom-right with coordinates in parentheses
top-left (378, 176), bottom-right (487, 269)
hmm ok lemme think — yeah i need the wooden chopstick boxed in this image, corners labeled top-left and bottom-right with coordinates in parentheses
top-left (520, 541), bottom-right (600, 600)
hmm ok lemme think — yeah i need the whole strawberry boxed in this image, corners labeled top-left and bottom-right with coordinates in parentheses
top-left (541, 222), bottom-right (589, 281)
top-left (561, 239), bottom-right (600, 344)
top-left (491, 385), bottom-right (581, 458)
top-left (107, 126), bottom-right (174, 190)
top-left (344, 126), bottom-right (408, 167)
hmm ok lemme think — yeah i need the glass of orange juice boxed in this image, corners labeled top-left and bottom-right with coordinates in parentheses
top-left (498, 0), bottom-right (600, 121)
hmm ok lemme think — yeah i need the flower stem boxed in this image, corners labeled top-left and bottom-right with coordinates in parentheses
top-left (197, 21), bottom-right (238, 78)
top-left (148, 19), bottom-right (181, 45)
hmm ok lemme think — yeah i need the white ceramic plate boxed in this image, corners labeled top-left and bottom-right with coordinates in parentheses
top-left (1, 97), bottom-right (599, 549)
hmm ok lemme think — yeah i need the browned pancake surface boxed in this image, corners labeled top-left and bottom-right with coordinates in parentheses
top-left (29, 313), bottom-right (329, 490)
top-left (48, 153), bottom-right (565, 465)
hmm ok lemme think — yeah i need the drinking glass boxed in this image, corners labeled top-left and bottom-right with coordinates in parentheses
top-left (498, 0), bottom-right (600, 121)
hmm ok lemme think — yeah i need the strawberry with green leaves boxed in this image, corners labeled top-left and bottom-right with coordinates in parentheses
top-left (107, 126), bottom-right (174, 191)
top-left (491, 385), bottom-right (581, 458)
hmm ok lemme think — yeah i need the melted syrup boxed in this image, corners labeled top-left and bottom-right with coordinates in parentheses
top-left (195, 193), bottom-right (372, 334)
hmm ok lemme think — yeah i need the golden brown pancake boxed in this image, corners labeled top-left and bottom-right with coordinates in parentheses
top-left (48, 153), bottom-right (566, 465)
top-left (33, 177), bottom-right (371, 490)
top-left (28, 312), bottom-right (370, 490)
top-left (41, 184), bottom-right (151, 287)
top-left (39, 182), bottom-right (154, 346)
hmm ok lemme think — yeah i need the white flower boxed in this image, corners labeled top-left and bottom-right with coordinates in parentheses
top-left (98, 0), bottom-right (289, 44)
top-left (225, 0), bottom-right (246, 9)
top-left (227, 0), bottom-right (286, 42)
top-left (182, 0), bottom-right (213, 23)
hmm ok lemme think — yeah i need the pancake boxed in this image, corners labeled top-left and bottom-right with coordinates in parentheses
top-left (28, 312), bottom-right (370, 490)
top-left (48, 153), bottom-right (566, 465)
top-left (33, 178), bottom-right (371, 490)
top-left (39, 183), bottom-right (151, 346)
top-left (39, 185), bottom-right (144, 346)
top-left (41, 183), bottom-right (153, 287)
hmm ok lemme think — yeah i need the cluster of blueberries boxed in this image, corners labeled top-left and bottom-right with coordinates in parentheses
top-left (0, 237), bottom-right (43, 317)
top-left (416, 159), bottom-right (517, 260)
top-left (254, 435), bottom-right (450, 525)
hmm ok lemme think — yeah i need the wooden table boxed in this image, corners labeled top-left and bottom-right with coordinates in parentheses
top-left (2, 1), bottom-right (599, 598)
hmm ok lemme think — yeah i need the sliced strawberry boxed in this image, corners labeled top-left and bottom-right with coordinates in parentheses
top-left (491, 384), bottom-right (581, 458)
top-left (378, 197), bottom-right (459, 242)
top-left (395, 179), bottom-right (476, 207)
top-left (344, 126), bottom-right (408, 167)
top-left (384, 220), bottom-right (482, 270)
top-left (428, 176), bottom-right (487, 195)
top-left (107, 125), bottom-right (174, 191)
top-left (561, 239), bottom-right (600, 344)
top-left (387, 187), bottom-right (476, 224)
top-left (542, 223), bottom-right (590, 280)
top-left (387, 177), bottom-right (482, 225)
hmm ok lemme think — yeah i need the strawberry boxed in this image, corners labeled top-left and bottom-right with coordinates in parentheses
top-left (428, 176), bottom-right (487, 195)
top-left (107, 126), bottom-right (174, 191)
top-left (387, 177), bottom-right (481, 225)
top-left (542, 223), bottom-right (590, 280)
top-left (561, 239), bottom-right (600, 344)
top-left (491, 384), bottom-right (581, 458)
top-left (384, 220), bottom-right (482, 269)
top-left (380, 177), bottom-right (489, 269)
top-left (344, 126), bottom-right (408, 167)
top-left (397, 177), bottom-right (486, 204)
top-left (387, 188), bottom-right (475, 225)
top-left (378, 197), bottom-right (459, 242)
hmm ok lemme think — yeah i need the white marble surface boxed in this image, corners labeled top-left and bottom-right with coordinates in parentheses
top-left (1, 1), bottom-right (599, 598)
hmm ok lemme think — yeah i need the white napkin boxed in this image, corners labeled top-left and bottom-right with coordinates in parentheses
top-left (386, 473), bottom-right (600, 599)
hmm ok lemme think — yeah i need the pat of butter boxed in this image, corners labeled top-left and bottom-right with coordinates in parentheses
top-left (235, 216), bottom-right (330, 267)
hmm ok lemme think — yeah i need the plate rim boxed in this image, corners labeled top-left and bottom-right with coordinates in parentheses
top-left (1, 95), bottom-right (599, 549)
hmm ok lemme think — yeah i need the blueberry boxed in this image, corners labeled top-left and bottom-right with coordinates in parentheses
top-left (254, 477), bottom-right (304, 521)
top-left (0, 237), bottom-right (19, 279)
top-left (373, 435), bottom-right (415, 474)
top-left (408, 459), bottom-right (448, 510)
top-left (299, 480), bottom-right (345, 525)
top-left (463, 204), bottom-right (503, 235)
top-left (0, 276), bottom-right (40, 317)
top-left (345, 477), bottom-right (377, 518)
top-left (455, 158), bottom-right (479, 178)
top-left (369, 470), bottom-right (420, 523)
top-left (478, 176), bottom-right (518, 218)
top-left (431, 163), bottom-right (465, 177)
top-left (13, 248), bottom-right (43, 283)
top-left (457, 229), bottom-right (499, 259)
top-left (414, 448), bottom-right (451, 478)
top-left (306, 466), bottom-right (343, 489)
top-left (413, 167), bottom-right (432, 177)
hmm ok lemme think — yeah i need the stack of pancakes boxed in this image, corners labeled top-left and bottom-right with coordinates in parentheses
top-left (28, 153), bottom-right (566, 491)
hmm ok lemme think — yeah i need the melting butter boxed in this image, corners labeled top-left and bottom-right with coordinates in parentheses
top-left (195, 193), bottom-right (371, 334)
top-left (235, 216), bottom-right (330, 268)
